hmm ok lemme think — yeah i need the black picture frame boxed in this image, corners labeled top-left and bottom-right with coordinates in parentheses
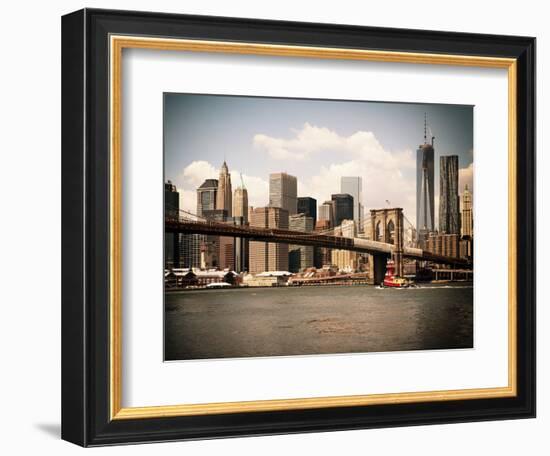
top-left (62, 8), bottom-right (536, 447)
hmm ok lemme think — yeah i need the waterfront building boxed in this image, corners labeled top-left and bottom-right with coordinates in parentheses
top-left (459, 238), bottom-right (471, 259)
top-left (232, 185), bottom-right (249, 272)
top-left (439, 155), bottom-right (460, 234)
top-left (166, 268), bottom-right (198, 288)
top-left (331, 193), bottom-right (354, 227)
top-left (461, 184), bottom-right (473, 238)
top-left (297, 197), bottom-right (317, 223)
top-left (269, 172), bottom-right (297, 215)
top-left (425, 233), bottom-right (460, 258)
top-left (218, 235), bottom-right (235, 271)
top-left (200, 209), bottom-right (225, 269)
top-left (249, 207), bottom-right (289, 273)
top-left (194, 179), bottom-right (218, 270)
top-left (181, 233), bottom-right (204, 269)
top-left (340, 176), bottom-right (363, 226)
top-left (216, 161), bottom-right (232, 217)
top-left (331, 219), bottom-right (358, 272)
top-left (331, 249), bottom-right (359, 272)
top-left (202, 209), bottom-right (234, 270)
top-left (416, 116), bottom-right (435, 243)
top-left (314, 248), bottom-right (332, 269)
top-left (164, 181), bottom-right (180, 268)
top-left (196, 176), bottom-right (223, 269)
top-left (289, 213), bottom-right (314, 272)
top-left (233, 216), bottom-right (248, 273)
top-left (178, 233), bottom-right (192, 268)
top-left (243, 271), bottom-right (291, 287)
top-left (314, 219), bottom-right (332, 268)
top-left (193, 270), bottom-right (238, 287)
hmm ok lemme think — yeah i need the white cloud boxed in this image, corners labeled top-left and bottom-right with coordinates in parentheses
top-left (254, 122), bottom-right (415, 168)
top-left (255, 123), bottom-right (417, 225)
top-left (175, 160), bottom-right (217, 214)
top-left (180, 160), bottom-right (217, 188)
top-left (459, 163), bottom-right (474, 194)
top-left (253, 123), bottom-right (343, 160)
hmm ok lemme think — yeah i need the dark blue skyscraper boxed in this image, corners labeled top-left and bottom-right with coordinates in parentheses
top-left (165, 181), bottom-right (180, 268)
top-left (439, 155), bottom-right (460, 235)
top-left (331, 193), bottom-right (354, 227)
top-left (297, 197), bottom-right (317, 224)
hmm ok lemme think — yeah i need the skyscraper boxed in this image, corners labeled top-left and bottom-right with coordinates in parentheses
top-left (247, 206), bottom-right (254, 223)
top-left (196, 179), bottom-right (218, 217)
top-left (249, 207), bottom-right (289, 273)
top-left (164, 181), bottom-right (180, 269)
top-left (216, 161), bottom-right (232, 217)
top-left (340, 177), bottom-right (363, 225)
top-left (233, 186), bottom-right (249, 223)
top-left (179, 233), bottom-right (197, 268)
top-left (331, 219), bottom-right (359, 272)
top-left (289, 213), bottom-right (314, 272)
top-left (439, 155), bottom-right (460, 234)
top-left (202, 209), bottom-right (232, 270)
top-left (195, 179), bottom-right (219, 268)
top-left (314, 215), bottom-right (332, 268)
top-left (165, 181), bottom-right (179, 218)
top-left (318, 200), bottom-right (335, 227)
top-left (233, 216), bottom-right (248, 273)
top-left (426, 232), bottom-right (460, 258)
top-left (269, 172), bottom-right (297, 215)
top-left (218, 235), bottom-right (235, 271)
top-left (331, 194), bottom-right (354, 227)
top-left (297, 197), bottom-right (317, 223)
top-left (233, 183), bottom-right (249, 272)
top-left (416, 116), bottom-right (435, 239)
top-left (461, 184), bottom-right (473, 238)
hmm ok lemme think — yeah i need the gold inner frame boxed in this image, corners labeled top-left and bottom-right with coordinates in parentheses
top-left (109, 35), bottom-right (517, 420)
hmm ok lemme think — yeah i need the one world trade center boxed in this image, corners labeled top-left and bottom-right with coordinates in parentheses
top-left (416, 115), bottom-right (435, 247)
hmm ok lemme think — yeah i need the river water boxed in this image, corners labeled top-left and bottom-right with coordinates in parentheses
top-left (164, 284), bottom-right (473, 361)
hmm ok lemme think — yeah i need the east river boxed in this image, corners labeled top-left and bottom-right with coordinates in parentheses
top-left (164, 284), bottom-right (473, 361)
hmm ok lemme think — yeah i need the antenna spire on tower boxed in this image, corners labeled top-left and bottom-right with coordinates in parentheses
top-left (424, 112), bottom-right (427, 143)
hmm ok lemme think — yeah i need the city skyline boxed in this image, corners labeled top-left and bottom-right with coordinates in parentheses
top-left (165, 93), bottom-right (474, 227)
top-left (163, 94), bottom-right (475, 362)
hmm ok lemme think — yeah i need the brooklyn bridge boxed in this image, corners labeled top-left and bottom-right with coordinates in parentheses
top-left (166, 206), bottom-right (471, 284)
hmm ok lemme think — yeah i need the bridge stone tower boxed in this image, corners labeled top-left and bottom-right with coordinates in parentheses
top-left (369, 208), bottom-right (404, 283)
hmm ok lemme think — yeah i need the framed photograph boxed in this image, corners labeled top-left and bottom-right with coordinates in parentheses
top-left (62, 8), bottom-right (535, 446)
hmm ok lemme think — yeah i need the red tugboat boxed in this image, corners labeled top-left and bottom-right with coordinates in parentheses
top-left (380, 259), bottom-right (413, 288)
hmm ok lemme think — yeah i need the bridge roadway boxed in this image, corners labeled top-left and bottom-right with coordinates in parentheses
top-left (165, 218), bottom-right (470, 267)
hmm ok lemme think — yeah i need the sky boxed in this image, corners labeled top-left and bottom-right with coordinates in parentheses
top-left (164, 93), bottom-right (473, 227)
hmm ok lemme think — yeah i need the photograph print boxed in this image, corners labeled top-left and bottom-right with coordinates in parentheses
top-left (164, 94), bottom-right (474, 361)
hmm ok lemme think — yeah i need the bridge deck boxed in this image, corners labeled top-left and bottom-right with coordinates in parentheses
top-left (166, 218), bottom-right (470, 266)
